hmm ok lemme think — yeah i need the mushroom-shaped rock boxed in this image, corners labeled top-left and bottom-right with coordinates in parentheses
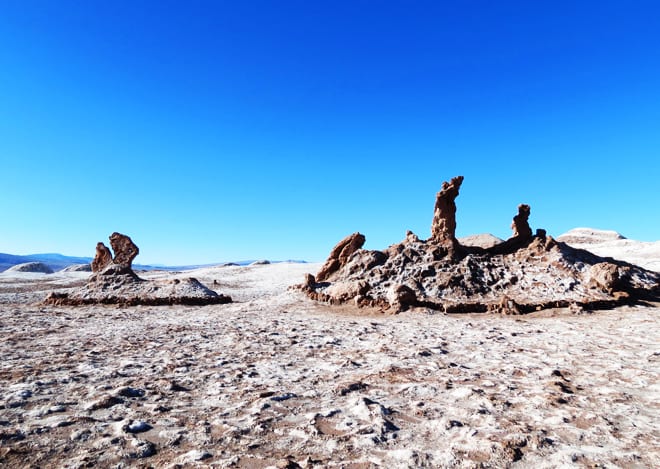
top-left (109, 232), bottom-right (139, 268)
top-left (431, 176), bottom-right (464, 244)
top-left (316, 232), bottom-right (366, 282)
top-left (91, 242), bottom-right (113, 273)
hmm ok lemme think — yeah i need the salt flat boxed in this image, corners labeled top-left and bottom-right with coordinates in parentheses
top-left (1, 262), bottom-right (659, 468)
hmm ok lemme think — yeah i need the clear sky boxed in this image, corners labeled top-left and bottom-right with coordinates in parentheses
top-left (1, 1), bottom-right (659, 265)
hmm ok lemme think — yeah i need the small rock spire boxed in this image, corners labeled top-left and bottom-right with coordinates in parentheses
top-left (430, 175), bottom-right (464, 244)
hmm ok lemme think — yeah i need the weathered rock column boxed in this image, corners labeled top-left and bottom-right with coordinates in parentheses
top-left (430, 175), bottom-right (464, 245)
top-left (511, 204), bottom-right (533, 240)
top-left (109, 232), bottom-right (139, 268)
top-left (91, 242), bottom-right (113, 272)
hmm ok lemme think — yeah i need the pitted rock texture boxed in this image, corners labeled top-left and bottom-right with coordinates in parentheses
top-left (109, 232), bottom-right (139, 268)
top-left (299, 177), bottom-right (660, 313)
top-left (316, 232), bottom-right (366, 282)
top-left (91, 242), bottom-right (113, 272)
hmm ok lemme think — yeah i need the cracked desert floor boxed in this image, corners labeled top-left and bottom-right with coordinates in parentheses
top-left (1, 262), bottom-right (659, 468)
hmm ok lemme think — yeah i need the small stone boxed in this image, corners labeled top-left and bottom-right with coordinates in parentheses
top-left (70, 429), bottom-right (91, 441)
top-left (270, 393), bottom-right (297, 402)
top-left (126, 421), bottom-right (152, 434)
top-left (128, 439), bottom-right (156, 458)
top-left (116, 387), bottom-right (145, 398)
top-left (181, 449), bottom-right (212, 462)
top-left (84, 395), bottom-right (124, 411)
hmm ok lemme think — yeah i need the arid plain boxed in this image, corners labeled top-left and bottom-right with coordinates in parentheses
top-left (1, 229), bottom-right (659, 469)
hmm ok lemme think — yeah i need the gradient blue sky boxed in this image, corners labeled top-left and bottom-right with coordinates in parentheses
top-left (1, 1), bottom-right (659, 264)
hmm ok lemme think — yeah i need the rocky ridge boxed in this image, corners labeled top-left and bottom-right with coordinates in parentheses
top-left (45, 233), bottom-right (231, 306)
top-left (558, 228), bottom-right (660, 273)
top-left (298, 177), bottom-right (660, 313)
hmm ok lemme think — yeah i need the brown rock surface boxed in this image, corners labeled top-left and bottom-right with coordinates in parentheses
top-left (316, 232), bottom-right (366, 282)
top-left (299, 176), bottom-right (660, 313)
top-left (430, 175), bottom-right (463, 244)
top-left (91, 242), bottom-right (113, 273)
top-left (511, 204), bottom-right (533, 239)
top-left (109, 232), bottom-right (139, 268)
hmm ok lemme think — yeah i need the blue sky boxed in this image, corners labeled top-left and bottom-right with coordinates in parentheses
top-left (1, 1), bottom-right (659, 264)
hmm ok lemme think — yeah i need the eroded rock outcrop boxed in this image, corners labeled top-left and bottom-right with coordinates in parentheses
top-left (91, 242), bottom-right (113, 272)
top-left (430, 175), bottom-right (463, 244)
top-left (109, 232), bottom-right (139, 268)
top-left (45, 233), bottom-right (231, 306)
top-left (297, 176), bottom-right (660, 314)
top-left (316, 232), bottom-right (366, 282)
top-left (511, 204), bottom-right (533, 240)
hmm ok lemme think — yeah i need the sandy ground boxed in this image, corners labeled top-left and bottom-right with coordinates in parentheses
top-left (1, 263), bottom-right (659, 468)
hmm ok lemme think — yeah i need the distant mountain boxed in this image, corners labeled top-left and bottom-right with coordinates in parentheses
top-left (0, 253), bottom-right (92, 273)
top-left (557, 228), bottom-right (660, 272)
top-left (0, 252), bottom-right (308, 273)
top-left (555, 228), bottom-right (626, 245)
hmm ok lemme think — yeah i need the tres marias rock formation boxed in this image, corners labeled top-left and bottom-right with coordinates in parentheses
top-left (298, 176), bottom-right (660, 314)
top-left (46, 233), bottom-right (231, 306)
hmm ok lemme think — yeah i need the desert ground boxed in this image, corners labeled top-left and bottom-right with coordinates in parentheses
top-left (1, 262), bottom-right (659, 468)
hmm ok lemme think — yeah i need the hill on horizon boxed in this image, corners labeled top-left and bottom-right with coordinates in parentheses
top-left (0, 252), bottom-right (307, 273)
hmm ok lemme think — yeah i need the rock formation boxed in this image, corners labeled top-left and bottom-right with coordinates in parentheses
top-left (109, 232), bottom-right (139, 268)
top-left (315, 232), bottom-right (366, 282)
top-left (297, 176), bottom-right (660, 314)
top-left (91, 242), bottom-right (113, 272)
top-left (45, 233), bottom-right (231, 306)
top-left (430, 175), bottom-right (463, 244)
top-left (511, 204), bottom-right (533, 239)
